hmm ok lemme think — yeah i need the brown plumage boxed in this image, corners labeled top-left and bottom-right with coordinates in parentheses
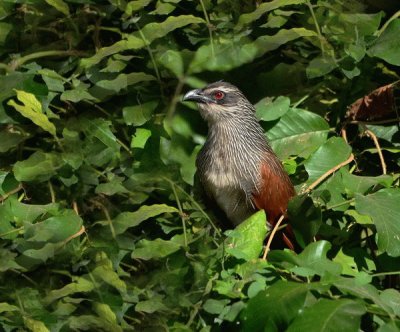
top-left (183, 81), bottom-right (295, 248)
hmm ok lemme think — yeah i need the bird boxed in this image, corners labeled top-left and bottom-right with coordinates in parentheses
top-left (183, 81), bottom-right (295, 248)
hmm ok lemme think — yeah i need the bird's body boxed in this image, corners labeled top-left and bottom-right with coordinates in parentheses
top-left (183, 81), bottom-right (295, 233)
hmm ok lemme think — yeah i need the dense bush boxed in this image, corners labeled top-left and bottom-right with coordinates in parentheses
top-left (1, 0), bottom-right (400, 330)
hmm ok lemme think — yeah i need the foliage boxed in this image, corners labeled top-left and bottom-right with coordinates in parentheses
top-left (1, 0), bottom-right (400, 331)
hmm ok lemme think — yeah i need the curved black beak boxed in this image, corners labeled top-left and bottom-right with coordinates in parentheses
top-left (182, 89), bottom-right (211, 104)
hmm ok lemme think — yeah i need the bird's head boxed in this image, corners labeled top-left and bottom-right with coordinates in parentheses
top-left (182, 81), bottom-right (255, 124)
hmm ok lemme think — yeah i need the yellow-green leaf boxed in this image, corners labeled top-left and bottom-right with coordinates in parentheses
top-left (45, 0), bottom-right (70, 15)
top-left (8, 90), bottom-right (56, 136)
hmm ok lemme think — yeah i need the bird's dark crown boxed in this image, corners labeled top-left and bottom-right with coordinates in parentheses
top-left (183, 81), bottom-right (244, 106)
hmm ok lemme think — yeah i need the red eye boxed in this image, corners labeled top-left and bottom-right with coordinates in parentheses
top-left (214, 91), bottom-right (224, 100)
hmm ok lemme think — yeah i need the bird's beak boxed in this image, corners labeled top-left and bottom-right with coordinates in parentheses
top-left (182, 89), bottom-right (211, 104)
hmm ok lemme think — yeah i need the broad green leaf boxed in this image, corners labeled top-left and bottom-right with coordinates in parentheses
top-left (131, 128), bottom-right (151, 149)
top-left (306, 56), bottom-right (337, 79)
top-left (267, 108), bottom-right (330, 159)
top-left (136, 297), bottom-right (169, 313)
top-left (60, 89), bottom-right (97, 102)
top-left (0, 22), bottom-right (12, 45)
top-left (38, 69), bottom-right (65, 92)
top-left (93, 302), bottom-right (118, 325)
top-left (13, 151), bottom-right (63, 182)
top-left (158, 50), bottom-right (184, 77)
top-left (189, 28), bottom-right (316, 73)
top-left (96, 72), bottom-right (155, 92)
top-left (225, 210), bottom-right (268, 260)
top-left (333, 278), bottom-right (392, 315)
top-left (140, 15), bottom-right (204, 43)
top-left (304, 137), bottom-right (352, 184)
top-left (84, 118), bottom-right (119, 151)
top-left (0, 249), bottom-right (23, 272)
top-left (356, 189), bottom-right (400, 257)
top-left (123, 101), bottom-right (158, 126)
top-left (203, 299), bottom-right (230, 314)
top-left (291, 241), bottom-right (342, 277)
top-left (0, 302), bottom-right (19, 313)
top-left (287, 299), bottom-right (365, 332)
top-left (380, 289), bottom-right (400, 317)
top-left (237, 0), bottom-right (306, 27)
top-left (68, 315), bottom-right (122, 332)
top-left (45, 0), bottom-right (69, 15)
top-left (24, 317), bottom-right (50, 332)
top-left (8, 90), bottom-right (56, 136)
top-left (113, 204), bottom-right (179, 235)
top-left (256, 96), bottom-right (290, 121)
top-left (340, 12), bottom-right (383, 36)
top-left (24, 210), bottom-right (82, 243)
top-left (241, 281), bottom-right (310, 332)
top-left (189, 37), bottom-right (258, 73)
top-left (0, 130), bottom-right (26, 152)
top-left (92, 252), bottom-right (127, 293)
top-left (131, 234), bottom-right (185, 260)
top-left (288, 194), bottom-right (322, 248)
top-left (125, 0), bottom-right (152, 14)
top-left (81, 16), bottom-right (204, 68)
top-left (45, 277), bottom-right (94, 303)
top-left (368, 19), bottom-right (400, 66)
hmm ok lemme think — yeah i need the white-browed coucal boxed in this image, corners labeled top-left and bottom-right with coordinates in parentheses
top-left (183, 81), bottom-right (295, 247)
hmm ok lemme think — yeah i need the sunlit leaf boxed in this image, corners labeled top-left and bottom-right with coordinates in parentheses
top-left (8, 90), bottom-right (56, 136)
top-left (356, 189), bottom-right (400, 257)
top-left (267, 108), bottom-right (330, 159)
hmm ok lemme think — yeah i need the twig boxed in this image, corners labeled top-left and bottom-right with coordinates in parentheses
top-left (0, 184), bottom-right (23, 202)
top-left (306, 0), bottom-right (325, 54)
top-left (62, 225), bottom-right (86, 245)
top-left (349, 118), bottom-right (400, 125)
top-left (169, 181), bottom-right (188, 248)
top-left (48, 181), bottom-right (56, 203)
top-left (304, 154), bottom-right (355, 193)
top-left (199, 0), bottom-right (215, 57)
top-left (365, 129), bottom-right (387, 175)
top-left (262, 214), bottom-right (285, 260)
top-left (341, 128), bottom-right (348, 143)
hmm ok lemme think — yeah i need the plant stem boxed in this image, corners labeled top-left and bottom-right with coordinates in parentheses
top-left (199, 0), bottom-right (215, 57)
top-left (170, 181), bottom-right (188, 248)
top-left (306, 0), bottom-right (325, 54)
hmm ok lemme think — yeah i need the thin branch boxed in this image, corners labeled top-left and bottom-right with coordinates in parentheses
top-left (169, 181), bottom-right (188, 248)
top-left (304, 154), bottom-right (355, 193)
top-left (306, 0), bottom-right (325, 54)
top-left (199, 0), bottom-right (215, 57)
top-left (262, 214), bottom-right (285, 260)
top-left (349, 118), bottom-right (400, 125)
top-left (0, 184), bottom-right (23, 202)
top-left (365, 129), bottom-right (387, 175)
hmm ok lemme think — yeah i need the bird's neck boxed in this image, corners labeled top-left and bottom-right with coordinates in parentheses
top-left (206, 116), bottom-right (268, 154)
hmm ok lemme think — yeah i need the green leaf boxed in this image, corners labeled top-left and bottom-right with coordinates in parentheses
top-left (287, 299), bottom-right (365, 332)
top-left (288, 194), bottom-right (322, 248)
top-left (304, 137), bottom-right (352, 184)
top-left (256, 96), bottom-right (290, 121)
top-left (0, 302), bottom-right (19, 313)
top-left (60, 89), bottom-right (97, 102)
top-left (45, 277), bottom-right (94, 303)
top-left (237, 0), bottom-right (306, 27)
top-left (24, 317), bottom-right (50, 332)
top-left (306, 56), bottom-right (337, 79)
top-left (131, 234), bottom-right (185, 260)
top-left (45, 0), bottom-right (69, 15)
top-left (123, 101), bottom-right (158, 126)
top-left (13, 151), bottom-right (62, 182)
top-left (368, 19), bottom-right (400, 66)
top-left (24, 210), bottom-right (82, 243)
top-left (158, 50), bottom-right (184, 77)
top-left (96, 72), bottom-right (155, 92)
top-left (8, 90), bottom-right (56, 136)
top-left (131, 128), bottom-right (151, 149)
top-left (225, 210), bottom-right (268, 260)
top-left (355, 189), bottom-right (400, 257)
top-left (113, 204), bottom-right (179, 235)
top-left (0, 129), bottom-right (26, 152)
top-left (0, 22), bottom-right (12, 45)
top-left (267, 108), bottom-right (330, 159)
top-left (241, 281), bottom-right (310, 332)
